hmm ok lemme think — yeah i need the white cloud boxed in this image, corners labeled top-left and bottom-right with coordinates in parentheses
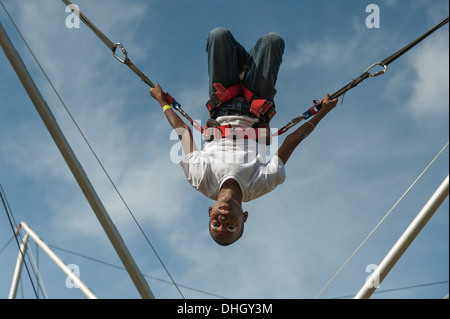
top-left (406, 33), bottom-right (449, 119)
top-left (283, 38), bottom-right (359, 71)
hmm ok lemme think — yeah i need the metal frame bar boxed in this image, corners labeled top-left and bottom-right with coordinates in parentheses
top-left (9, 222), bottom-right (97, 299)
top-left (8, 234), bottom-right (29, 299)
top-left (0, 20), bottom-right (154, 299)
top-left (355, 175), bottom-right (449, 299)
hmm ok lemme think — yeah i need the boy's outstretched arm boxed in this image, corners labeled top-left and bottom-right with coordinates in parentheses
top-left (276, 94), bottom-right (338, 165)
top-left (150, 84), bottom-right (198, 155)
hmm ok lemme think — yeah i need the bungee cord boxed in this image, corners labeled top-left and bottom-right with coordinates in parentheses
top-left (275, 16), bottom-right (449, 135)
top-left (61, 1), bottom-right (448, 137)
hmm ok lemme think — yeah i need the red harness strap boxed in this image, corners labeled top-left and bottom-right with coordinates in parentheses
top-left (203, 83), bottom-right (276, 145)
top-left (206, 83), bottom-right (242, 116)
top-left (213, 83), bottom-right (242, 103)
top-left (242, 87), bottom-right (276, 123)
top-left (206, 83), bottom-right (276, 124)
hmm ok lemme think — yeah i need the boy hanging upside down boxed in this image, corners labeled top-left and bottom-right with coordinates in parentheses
top-left (150, 27), bottom-right (337, 246)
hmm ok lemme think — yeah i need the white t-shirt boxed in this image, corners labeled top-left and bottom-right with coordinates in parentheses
top-left (179, 115), bottom-right (286, 202)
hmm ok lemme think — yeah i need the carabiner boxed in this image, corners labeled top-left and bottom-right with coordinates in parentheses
top-left (112, 42), bottom-right (128, 64)
top-left (364, 62), bottom-right (388, 77)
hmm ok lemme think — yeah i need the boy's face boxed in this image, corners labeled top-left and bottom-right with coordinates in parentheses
top-left (208, 199), bottom-right (248, 246)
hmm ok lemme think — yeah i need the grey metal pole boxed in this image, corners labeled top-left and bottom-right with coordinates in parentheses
top-left (18, 222), bottom-right (98, 299)
top-left (0, 21), bottom-right (154, 299)
top-left (8, 234), bottom-right (29, 299)
top-left (354, 175), bottom-right (449, 299)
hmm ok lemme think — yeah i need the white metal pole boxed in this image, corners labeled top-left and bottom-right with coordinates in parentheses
top-left (0, 21), bottom-right (154, 299)
top-left (18, 222), bottom-right (98, 299)
top-left (355, 175), bottom-right (449, 299)
top-left (8, 234), bottom-right (29, 299)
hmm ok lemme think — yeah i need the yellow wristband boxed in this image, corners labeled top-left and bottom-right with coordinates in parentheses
top-left (162, 105), bottom-right (172, 113)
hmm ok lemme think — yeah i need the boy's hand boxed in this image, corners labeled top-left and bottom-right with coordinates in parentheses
top-left (319, 94), bottom-right (338, 114)
top-left (150, 84), bottom-right (167, 105)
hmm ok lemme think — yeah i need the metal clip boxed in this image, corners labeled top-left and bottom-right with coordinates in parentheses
top-left (112, 42), bottom-right (128, 64)
top-left (285, 115), bottom-right (305, 131)
top-left (364, 62), bottom-right (388, 77)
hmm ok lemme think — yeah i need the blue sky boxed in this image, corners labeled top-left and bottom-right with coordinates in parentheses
top-left (0, 0), bottom-right (448, 299)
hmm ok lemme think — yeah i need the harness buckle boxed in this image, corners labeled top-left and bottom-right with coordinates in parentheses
top-left (206, 94), bottom-right (222, 114)
top-left (243, 86), bottom-right (276, 123)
